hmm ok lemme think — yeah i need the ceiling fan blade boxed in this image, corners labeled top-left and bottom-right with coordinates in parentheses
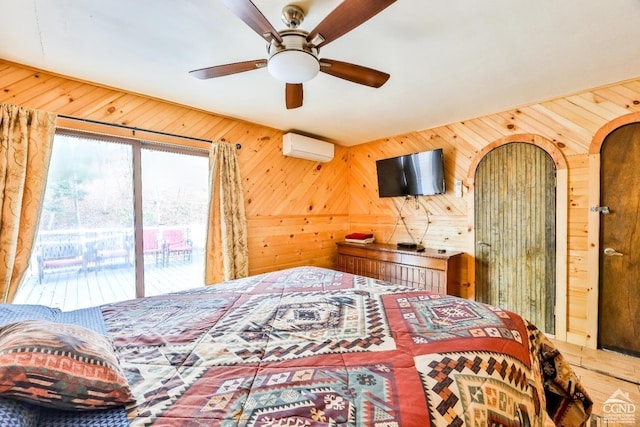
top-left (286, 83), bottom-right (303, 109)
top-left (320, 59), bottom-right (390, 88)
top-left (189, 59), bottom-right (267, 79)
top-left (307, 0), bottom-right (396, 48)
top-left (219, 0), bottom-right (282, 44)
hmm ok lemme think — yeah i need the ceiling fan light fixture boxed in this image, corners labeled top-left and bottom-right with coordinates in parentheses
top-left (267, 31), bottom-right (319, 84)
top-left (268, 50), bottom-right (319, 83)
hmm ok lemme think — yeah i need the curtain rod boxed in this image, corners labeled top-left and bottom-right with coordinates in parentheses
top-left (57, 114), bottom-right (213, 144)
top-left (57, 115), bottom-right (242, 149)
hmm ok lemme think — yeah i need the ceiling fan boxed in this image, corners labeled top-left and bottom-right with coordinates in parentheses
top-left (189, 0), bottom-right (396, 109)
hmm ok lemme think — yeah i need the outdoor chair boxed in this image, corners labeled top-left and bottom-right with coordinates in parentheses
top-left (94, 233), bottom-right (132, 269)
top-left (143, 228), bottom-right (164, 266)
top-left (162, 228), bottom-right (193, 265)
top-left (36, 241), bottom-right (86, 283)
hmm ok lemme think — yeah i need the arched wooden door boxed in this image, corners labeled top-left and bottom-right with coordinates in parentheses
top-left (475, 143), bottom-right (556, 334)
top-left (599, 123), bottom-right (640, 356)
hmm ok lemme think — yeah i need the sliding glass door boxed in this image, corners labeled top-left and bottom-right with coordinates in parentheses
top-left (15, 132), bottom-right (209, 310)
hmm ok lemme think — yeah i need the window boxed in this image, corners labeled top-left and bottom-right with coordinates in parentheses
top-left (16, 130), bottom-right (209, 310)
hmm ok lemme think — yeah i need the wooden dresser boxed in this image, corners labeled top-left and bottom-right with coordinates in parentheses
top-left (336, 242), bottom-right (463, 296)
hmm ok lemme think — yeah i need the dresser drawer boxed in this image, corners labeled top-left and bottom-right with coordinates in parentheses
top-left (375, 250), bottom-right (402, 263)
top-left (401, 254), bottom-right (446, 270)
top-left (337, 245), bottom-right (369, 258)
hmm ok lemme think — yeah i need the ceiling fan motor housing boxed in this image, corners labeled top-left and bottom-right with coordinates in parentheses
top-left (267, 30), bottom-right (319, 83)
top-left (281, 4), bottom-right (305, 28)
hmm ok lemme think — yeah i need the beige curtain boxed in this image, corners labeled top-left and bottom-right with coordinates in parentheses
top-left (205, 141), bottom-right (249, 283)
top-left (0, 104), bottom-right (56, 303)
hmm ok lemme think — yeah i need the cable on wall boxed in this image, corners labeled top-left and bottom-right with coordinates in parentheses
top-left (416, 197), bottom-right (431, 245)
top-left (385, 197), bottom-right (414, 244)
top-left (385, 195), bottom-right (432, 245)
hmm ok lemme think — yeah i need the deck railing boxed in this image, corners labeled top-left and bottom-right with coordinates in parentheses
top-left (30, 225), bottom-right (204, 282)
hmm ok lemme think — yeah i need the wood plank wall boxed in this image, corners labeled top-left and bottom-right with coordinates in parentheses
top-left (348, 78), bottom-right (640, 346)
top-left (3, 59), bottom-right (640, 346)
top-left (0, 60), bottom-right (349, 276)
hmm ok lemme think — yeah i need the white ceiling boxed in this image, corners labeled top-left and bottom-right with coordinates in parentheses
top-left (2, 0), bottom-right (640, 146)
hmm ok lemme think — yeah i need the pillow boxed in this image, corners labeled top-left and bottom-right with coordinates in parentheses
top-left (0, 320), bottom-right (133, 411)
top-left (0, 304), bottom-right (62, 326)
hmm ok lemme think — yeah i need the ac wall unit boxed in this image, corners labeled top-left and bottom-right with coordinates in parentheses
top-left (283, 132), bottom-right (334, 162)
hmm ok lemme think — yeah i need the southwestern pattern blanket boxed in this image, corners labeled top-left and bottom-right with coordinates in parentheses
top-left (3, 266), bottom-right (592, 426)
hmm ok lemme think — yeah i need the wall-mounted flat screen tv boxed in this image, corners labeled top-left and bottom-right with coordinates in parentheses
top-left (376, 148), bottom-right (445, 197)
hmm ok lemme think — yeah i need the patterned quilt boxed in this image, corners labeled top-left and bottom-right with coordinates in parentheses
top-left (97, 266), bottom-right (591, 426)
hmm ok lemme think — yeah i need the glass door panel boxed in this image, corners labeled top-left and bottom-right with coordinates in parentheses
top-left (140, 148), bottom-right (208, 296)
top-left (17, 134), bottom-right (135, 310)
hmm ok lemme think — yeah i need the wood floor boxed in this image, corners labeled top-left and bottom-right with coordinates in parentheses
top-left (13, 262), bottom-right (639, 425)
top-left (551, 339), bottom-right (640, 426)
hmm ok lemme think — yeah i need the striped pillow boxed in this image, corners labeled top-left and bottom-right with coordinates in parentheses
top-left (0, 319), bottom-right (133, 411)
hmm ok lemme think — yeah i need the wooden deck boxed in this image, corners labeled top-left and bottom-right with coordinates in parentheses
top-left (14, 251), bottom-right (206, 311)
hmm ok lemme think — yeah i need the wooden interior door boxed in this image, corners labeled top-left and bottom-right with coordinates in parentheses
top-left (599, 123), bottom-right (640, 356)
top-left (475, 143), bottom-right (556, 334)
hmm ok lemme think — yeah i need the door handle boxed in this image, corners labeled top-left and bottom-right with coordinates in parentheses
top-left (477, 241), bottom-right (491, 247)
top-left (590, 206), bottom-right (611, 214)
top-left (604, 247), bottom-right (623, 257)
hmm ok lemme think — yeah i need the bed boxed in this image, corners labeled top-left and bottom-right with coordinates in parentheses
top-left (0, 266), bottom-right (592, 426)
